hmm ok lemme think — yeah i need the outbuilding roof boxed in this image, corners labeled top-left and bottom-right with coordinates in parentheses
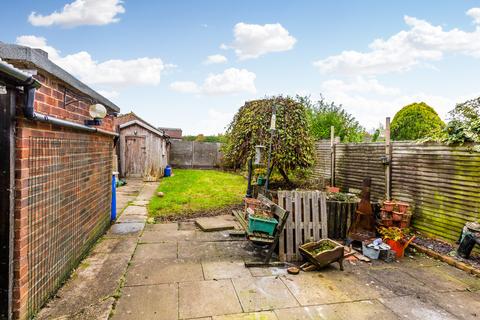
top-left (0, 42), bottom-right (120, 113)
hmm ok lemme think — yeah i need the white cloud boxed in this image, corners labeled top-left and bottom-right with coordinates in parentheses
top-left (319, 77), bottom-right (480, 130)
top-left (314, 8), bottom-right (480, 75)
top-left (28, 0), bottom-right (125, 27)
top-left (203, 54), bottom-right (228, 65)
top-left (467, 8), bottom-right (480, 25)
top-left (169, 81), bottom-right (200, 94)
top-left (228, 22), bottom-right (296, 60)
top-left (16, 35), bottom-right (166, 89)
top-left (170, 68), bottom-right (256, 95)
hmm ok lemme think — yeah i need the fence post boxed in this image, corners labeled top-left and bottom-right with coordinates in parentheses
top-left (330, 126), bottom-right (335, 187)
top-left (385, 117), bottom-right (392, 200)
top-left (191, 141), bottom-right (195, 168)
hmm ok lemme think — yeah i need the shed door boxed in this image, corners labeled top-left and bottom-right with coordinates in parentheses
top-left (125, 136), bottom-right (146, 177)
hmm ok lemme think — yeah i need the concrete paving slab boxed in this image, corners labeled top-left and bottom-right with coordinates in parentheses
top-left (111, 283), bottom-right (177, 320)
top-left (202, 260), bottom-right (250, 280)
top-left (122, 205), bottom-right (148, 216)
top-left (274, 300), bottom-right (399, 320)
top-left (178, 221), bottom-right (198, 230)
top-left (106, 222), bottom-right (144, 238)
top-left (280, 273), bottom-right (350, 306)
top-left (195, 230), bottom-right (244, 242)
top-left (427, 291), bottom-right (480, 320)
top-left (131, 200), bottom-right (149, 206)
top-left (132, 242), bottom-right (178, 261)
top-left (179, 280), bottom-right (242, 319)
top-left (91, 237), bottom-right (138, 255)
top-left (233, 276), bottom-right (299, 312)
top-left (213, 311), bottom-right (278, 320)
top-left (178, 241), bottom-right (253, 261)
top-left (136, 183), bottom-right (159, 201)
top-left (196, 215), bottom-right (238, 232)
top-left (126, 259), bottom-right (204, 286)
top-left (323, 268), bottom-right (397, 300)
top-left (116, 214), bottom-right (147, 224)
top-left (140, 229), bottom-right (195, 243)
top-left (366, 267), bottom-right (429, 296)
top-left (249, 267), bottom-right (289, 277)
top-left (379, 295), bottom-right (457, 320)
top-left (404, 265), bottom-right (473, 292)
top-left (37, 252), bottom-right (131, 319)
top-left (144, 222), bottom-right (179, 232)
top-left (428, 264), bottom-right (480, 291)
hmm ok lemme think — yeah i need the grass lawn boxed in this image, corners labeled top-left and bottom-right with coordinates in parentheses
top-left (148, 169), bottom-right (246, 218)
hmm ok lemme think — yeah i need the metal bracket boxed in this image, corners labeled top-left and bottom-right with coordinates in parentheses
top-left (62, 86), bottom-right (96, 108)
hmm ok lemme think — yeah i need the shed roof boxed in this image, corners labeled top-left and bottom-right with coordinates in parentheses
top-left (119, 120), bottom-right (166, 138)
top-left (0, 42), bottom-right (120, 113)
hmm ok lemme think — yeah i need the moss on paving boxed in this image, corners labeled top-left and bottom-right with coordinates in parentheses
top-left (148, 169), bottom-right (245, 218)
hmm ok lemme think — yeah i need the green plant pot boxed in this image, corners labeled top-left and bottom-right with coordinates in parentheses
top-left (248, 214), bottom-right (278, 235)
top-left (257, 176), bottom-right (266, 186)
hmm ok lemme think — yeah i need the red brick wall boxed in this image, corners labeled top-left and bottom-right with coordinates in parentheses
top-left (13, 70), bottom-right (116, 319)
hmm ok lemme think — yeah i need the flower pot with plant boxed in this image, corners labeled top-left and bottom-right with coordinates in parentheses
top-left (378, 227), bottom-right (416, 258)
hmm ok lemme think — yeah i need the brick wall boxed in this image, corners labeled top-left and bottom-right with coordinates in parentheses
top-left (13, 69), bottom-right (115, 319)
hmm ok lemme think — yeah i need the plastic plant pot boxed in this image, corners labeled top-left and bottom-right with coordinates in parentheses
top-left (248, 214), bottom-right (278, 236)
top-left (385, 239), bottom-right (405, 258)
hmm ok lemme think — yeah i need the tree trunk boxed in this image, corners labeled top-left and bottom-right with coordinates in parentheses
top-left (278, 167), bottom-right (292, 185)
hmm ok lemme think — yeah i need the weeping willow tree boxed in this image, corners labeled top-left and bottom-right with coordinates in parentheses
top-left (222, 96), bottom-right (314, 184)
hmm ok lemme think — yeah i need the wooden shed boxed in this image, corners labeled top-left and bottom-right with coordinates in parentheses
top-left (117, 119), bottom-right (169, 180)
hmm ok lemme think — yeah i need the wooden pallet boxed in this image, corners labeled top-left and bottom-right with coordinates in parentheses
top-left (277, 190), bottom-right (328, 262)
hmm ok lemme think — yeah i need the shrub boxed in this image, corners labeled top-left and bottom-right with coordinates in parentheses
top-left (391, 102), bottom-right (445, 141)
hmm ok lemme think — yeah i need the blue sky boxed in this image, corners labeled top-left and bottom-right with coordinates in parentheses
top-left (2, 0), bottom-right (480, 134)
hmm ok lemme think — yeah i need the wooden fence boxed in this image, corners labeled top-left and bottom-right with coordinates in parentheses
top-left (312, 139), bottom-right (480, 244)
top-left (277, 190), bottom-right (357, 262)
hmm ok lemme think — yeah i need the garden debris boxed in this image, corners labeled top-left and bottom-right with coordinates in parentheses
top-left (287, 266), bottom-right (300, 275)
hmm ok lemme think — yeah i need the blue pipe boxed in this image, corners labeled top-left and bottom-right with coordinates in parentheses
top-left (111, 174), bottom-right (117, 221)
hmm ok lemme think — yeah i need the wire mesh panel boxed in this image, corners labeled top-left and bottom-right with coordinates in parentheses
top-left (27, 137), bottom-right (112, 315)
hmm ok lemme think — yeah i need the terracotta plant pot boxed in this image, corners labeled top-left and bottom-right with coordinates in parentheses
top-left (397, 202), bottom-right (410, 213)
top-left (383, 200), bottom-right (395, 212)
top-left (392, 211), bottom-right (403, 222)
top-left (399, 221), bottom-right (410, 228)
top-left (380, 210), bottom-right (391, 220)
top-left (327, 186), bottom-right (340, 193)
top-left (382, 219), bottom-right (393, 227)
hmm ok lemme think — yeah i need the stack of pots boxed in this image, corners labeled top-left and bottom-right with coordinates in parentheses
top-left (380, 200), bottom-right (412, 228)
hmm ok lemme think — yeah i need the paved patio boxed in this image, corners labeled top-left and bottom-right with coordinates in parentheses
top-left (111, 220), bottom-right (480, 320)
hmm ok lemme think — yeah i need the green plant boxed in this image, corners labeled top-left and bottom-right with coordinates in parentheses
top-left (222, 96), bottom-right (315, 184)
top-left (424, 97), bottom-right (480, 150)
top-left (378, 227), bottom-right (410, 241)
top-left (390, 102), bottom-right (445, 141)
top-left (298, 95), bottom-right (366, 142)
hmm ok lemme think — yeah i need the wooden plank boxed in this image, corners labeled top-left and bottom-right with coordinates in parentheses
top-left (294, 191), bottom-right (303, 260)
top-left (303, 192), bottom-right (312, 243)
top-left (311, 191), bottom-right (320, 240)
top-left (277, 191), bottom-right (285, 261)
top-left (285, 191), bottom-right (293, 261)
top-left (320, 192), bottom-right (328, 239)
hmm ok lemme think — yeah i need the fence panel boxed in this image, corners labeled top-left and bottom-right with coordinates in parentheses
top-left (335, 143), bottom-right (386, 201)
top-left (391, 142), bottom-right (480, 243)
